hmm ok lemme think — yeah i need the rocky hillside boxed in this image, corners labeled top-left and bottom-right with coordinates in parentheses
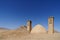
top-left (0, 26), bottom-right (29, 40)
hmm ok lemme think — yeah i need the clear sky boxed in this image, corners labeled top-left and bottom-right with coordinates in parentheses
top-left (0, 0), bottom-right (60, 31)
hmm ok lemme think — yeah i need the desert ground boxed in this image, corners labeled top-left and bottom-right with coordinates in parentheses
top-left (0, 27), bottom-right (60, 40)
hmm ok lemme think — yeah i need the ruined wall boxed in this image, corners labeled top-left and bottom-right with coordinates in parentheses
top-left (48, 16), bottom-right (54, 34)
top-left (27, 20), bottom-right (32, 33)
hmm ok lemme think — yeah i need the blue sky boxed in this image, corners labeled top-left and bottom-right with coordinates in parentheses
top-left (0, 0), bottom-right (60, 32)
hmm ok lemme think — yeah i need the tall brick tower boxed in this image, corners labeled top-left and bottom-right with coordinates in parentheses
top-left (27, 20), bottom-right (32, 33)
top-left (48, 16), bottom-right (54, 34)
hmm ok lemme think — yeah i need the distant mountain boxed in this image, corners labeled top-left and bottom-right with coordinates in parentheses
top-left (54, 30), bottom-right (59, 33)
top-left (0, 27), bottom-right (10, 33)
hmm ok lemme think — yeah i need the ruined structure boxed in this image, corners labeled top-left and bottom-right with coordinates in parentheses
top-left (25, 16), bottom-right (54, 34)
top-left (48, 16), bottom-right (54, 34)
top-left (27, 20), bottom-right (32, 33)
top-left (31, 24), bottom-right (46, 33)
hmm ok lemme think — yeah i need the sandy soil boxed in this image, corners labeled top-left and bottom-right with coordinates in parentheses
top-left (0, 33), bottom-right (60, 40)
top-left (0, 26), bottom-right (60, 40)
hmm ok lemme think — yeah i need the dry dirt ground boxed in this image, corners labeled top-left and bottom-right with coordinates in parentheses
top-left (0, 27), bottom-right (60, 40)
top-left (0, 32), bottom-right (60, 40)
